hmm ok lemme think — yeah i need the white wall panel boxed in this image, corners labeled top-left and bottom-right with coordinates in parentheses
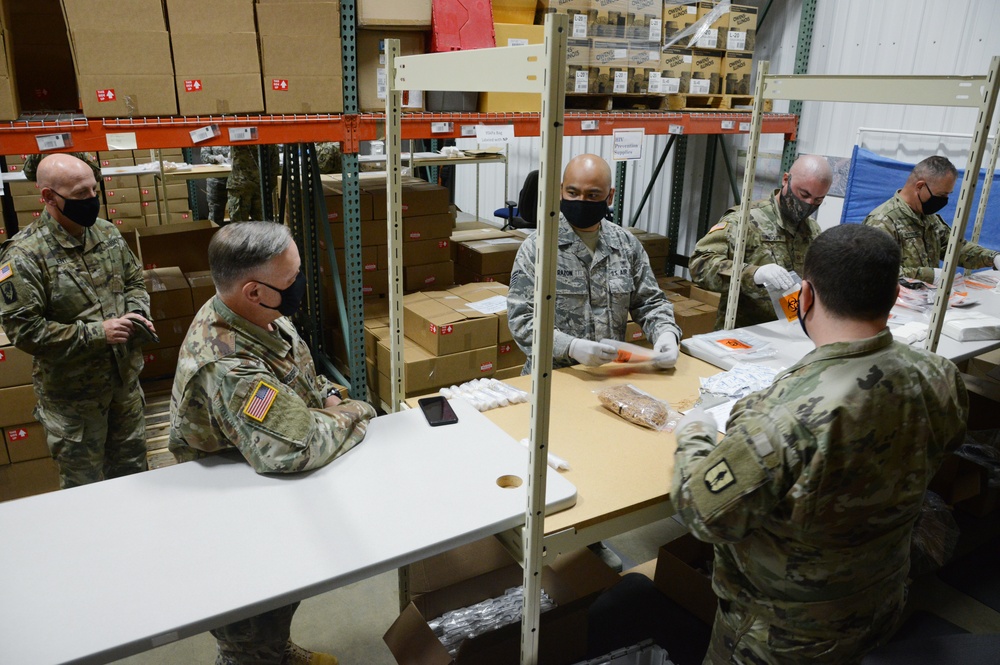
top-left (453, 0), bottom-right (1000, 271)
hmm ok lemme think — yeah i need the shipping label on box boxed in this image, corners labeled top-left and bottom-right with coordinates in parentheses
top-left (690, 50), bottom-right (722, 95)
top-left (723, 51), bottom-right (753, 94)
top-left (652, 48), bottom-right (691, 94)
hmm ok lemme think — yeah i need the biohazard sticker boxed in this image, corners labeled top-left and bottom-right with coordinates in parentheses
top-left (243, 380), bottom-right (279, 422)
top-left (705, 459), bottom-right (735, 493)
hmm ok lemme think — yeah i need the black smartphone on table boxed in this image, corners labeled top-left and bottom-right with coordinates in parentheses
top-left (418, 396), bottom-right (458, 427)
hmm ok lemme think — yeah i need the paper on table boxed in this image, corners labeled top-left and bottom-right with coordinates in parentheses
top-left (483, 238), bottom-right (523, 246)
top-left (705, 399), bottom-right (736, 433)
top-left (466, 295), bottom-right (508, 314)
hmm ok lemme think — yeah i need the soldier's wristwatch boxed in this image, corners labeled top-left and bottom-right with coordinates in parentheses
top-left (326, 387), bottom-right (344, 401)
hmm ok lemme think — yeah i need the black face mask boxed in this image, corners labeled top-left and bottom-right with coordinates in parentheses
top-left (797, 281), bottom-right (810, 339)
top-left (779, 177), bottom-right (820, 225)
top-left (257, 271), bottom-right (306, 317)
top-left (919, 183), bottom-right (949, 215)
top-left (561, 198), bottom-right (609, 229)
top-left (52, 190), bottom-right (101, 228)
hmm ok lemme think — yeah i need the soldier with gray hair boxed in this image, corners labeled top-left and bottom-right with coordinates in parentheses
top-left (169, 221), bottom-right (375, 665)
top-left (690, 154), bottom-right (833, 329)
top-left (864, 154), bottom-right (1000, 283)
top-left (673, 224), bottom-right (968, 663)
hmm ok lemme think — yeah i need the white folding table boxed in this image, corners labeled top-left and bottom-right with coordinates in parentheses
top-left (0, 400), bottom-right (576, 665)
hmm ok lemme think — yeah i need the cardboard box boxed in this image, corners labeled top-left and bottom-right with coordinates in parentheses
top-left (323, 188), bottom-right (375, 222)
top-left (0, 331), bottom-right (33, 388)
top-left (106, 202), bottom-right (143, 219)
top-left (494, 365), bottom-right (523, 380)
top-left (7, 0), bottom-right (78, 114)
top-left (456, 237), bottom-right (523, 275)
top-left (0, 457), bottom-right (59, 502)
top-left (454, 264), bottom-right (510, 286)
top-left (140, 345), bottom-right (180, 380)
top-left (625, 320), bottom-right (646, 343)
top-left (0, 384), bottom-right (36, 427)
top-left (658, 276), bottom-right (693, 297)
top-left (384, 544), bottom-right (621, 665)
top-left (590, 0), bottom-right (630, 39)
top-left (690, 285), bottom-right (722, 307)
top-left (0, 429), bottom-right (8, 465)
top-left (628, 41), bottom-right (660, 94)
top-left (333, 244), bottom-right (381, 273)
top-left (137, 220), bottom-right (218, 272)
top-left (590, 39), bottom-right (631, 94)
top-left (359, 0), bottom-right (431, 28)
top-left (359, 269), bottom-right (390, 297)
top-left (144, 316), bottom-right (193, 352)
top-left (724, 4), bottom-right (757, 51)
top-left (628, 0), bottom-right (663, 41)
top-left (4, 421), bottom-right (47, 463)
top-left (492, 0), bottom-right (537, 24)
top-left (723, 50), bottom-right (752, 95)
top-left (496, 340), bottom-right (527, 370)
top-left (542, 0), bottom-right (595, 40)
top-left (404, 261), bottom-right (454, 292)
top-left (404, 213), bottom-right (454, 241)
top-left (185, 270), bottom-right (217, 309)
top-left (144, 267), bottom-right (195, 320)
top-left (109, 218), bottom-right (146, 234)
top-left (376, 338), bottom-right (497, 398)
top-left (403, 292), bottom-right (497, 356)
top-left (663, 0), bottom-right (698, 44)
top-left (479, 23), bottom-right (543, 113)
top-left (654, 534), bottom-right (717, 625)
top-left (447, 282), bottom-right (512, 343)
top-left (403, 239), bottom-right (451, 267)
top-left (694, 0), bottom-right (726, 50)
top-left (164, 0), bottom-right (256, 32)
top-left (328, 219), bottom-right (388, 249)
top-left (365, 180), bottom-right (450, 218)
top-left (565, 38), bottom-right (592, 93)
top-left (690, 50), bottom-right (722, 95)
top-left (673, 298), bottom-right (717, 339)
top-left (358, 29), bottom-right (426, 112)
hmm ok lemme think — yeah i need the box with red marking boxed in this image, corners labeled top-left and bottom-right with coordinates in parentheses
top-left (4, 421), bottom-right (47, 463)
top-left (403, 292), bottom-right (497, 356)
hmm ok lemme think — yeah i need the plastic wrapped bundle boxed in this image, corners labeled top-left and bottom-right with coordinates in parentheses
top-left (427, 586), bottom-right (556, 656)
top-left (597, 384), bottom-right (680, 431)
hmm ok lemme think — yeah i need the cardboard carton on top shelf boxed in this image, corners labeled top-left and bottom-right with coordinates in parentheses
top-left (164, 0), bottom-right (256, 33)
top-left (690, 49), bottom-right (722, 95)
top-left (723, 50), bottom-right (752, 95)
top-left (357, 29), bottom-right (426, 112)
top-left (663, 0), bottom-right (698, 44)
top-left (358, 0), bottom-right (431, 29)
top-left (590, 0), bottom-right (630, 40)
top-left (61, 0), bottom-right (167, 31)
top-left (724, 4), bottom-right (757, 51)
top-left (694, 0), bottom-right (727, 50)
top-left (628, 0), bottom-right (663, 41)
top-left (169, 32), bottom-right (263, 115)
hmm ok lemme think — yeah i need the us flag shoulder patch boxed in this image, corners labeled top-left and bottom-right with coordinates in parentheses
top-left (243, 380), bottom-right (279, 422)
top-left (0, 262), bottom-right (12, 282)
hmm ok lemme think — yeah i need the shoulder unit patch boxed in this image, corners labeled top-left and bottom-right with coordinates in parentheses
top-left (705, 459), bottom-right (736, 493)
top-left (243, 380), bottom-right (279, 422)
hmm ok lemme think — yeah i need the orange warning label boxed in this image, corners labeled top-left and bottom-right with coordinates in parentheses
top-left (779, 289), bottom-right (801, 322)
top-left (715, 338), bottom-right (752, 350)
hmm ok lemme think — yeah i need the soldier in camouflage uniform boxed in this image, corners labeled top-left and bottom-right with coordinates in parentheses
top-left (673, 224), bottom-right (968, 664)
top-left (316, 142), bottom-right (343, 174)
top-left (200, 145), bottom-right (231, 225)
top-left (507, 154), bottom-right (681, 375)
top-left (22, 152), bottom-right (101, 182)
top-left (863, 155), bottom-right (1000, 283)
top-left (0, 154), bottom-right (153, 488)
top-left (227, 145), bottom-right (281, 222)
top-left (690, 155), bottom-right (832, 329)
top-left (170, 221), bottom-right (375, 665)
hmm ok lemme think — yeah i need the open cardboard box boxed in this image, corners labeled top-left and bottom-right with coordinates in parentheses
top-left (653, 534), bottom-right (717, 625)
top-left (385, 541), bottom-right (622, 665)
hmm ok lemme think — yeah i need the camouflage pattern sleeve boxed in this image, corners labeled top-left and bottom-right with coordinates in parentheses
top-left (227, 146), bottom-right (259, 191)
top-left (214, 362), bottom-right (377, 474)
top-left (0, 247), bottom-right (107, 358)
top-left (690, 213), bottom-right (764, 298)
top-left (864, 210), bottom-right (936, 282)
top-left (672, 399), bottom-right (790, 544)
top-left (507, 236), bottom-right (575, 363)
top-left (946, 216), bottom-right (1000, 270)
top-left (121, 235), bottom-right (149, 316)
top-left (625, 235), bottom-right (681, 343)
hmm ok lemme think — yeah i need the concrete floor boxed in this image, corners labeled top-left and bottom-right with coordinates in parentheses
top-left (112, 515), bottom-right (1000, 664)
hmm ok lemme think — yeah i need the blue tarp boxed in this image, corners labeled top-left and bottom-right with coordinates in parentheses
top-left (841, 146), bottom-right (1000, 252)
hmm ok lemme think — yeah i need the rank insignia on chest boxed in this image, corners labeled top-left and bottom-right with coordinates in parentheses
top-left (243, 380), bottom-right (279, 422)
top-left (0, 262), bottom-right (12, 282)
top-left (705, 459), bottom-right (736, 493)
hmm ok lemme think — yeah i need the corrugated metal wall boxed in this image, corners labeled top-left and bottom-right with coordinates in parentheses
top-left (452, 0), bottom-right (1000, 266)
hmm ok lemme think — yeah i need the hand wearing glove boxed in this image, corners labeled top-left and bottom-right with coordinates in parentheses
top-left (568, 338), bottom-right (617, 366)
top-left (993, 255), bottom-right (1000, 270)
top-left (753, 263), bottom-right (794, 291)
top-left (652, 331), bottom-right (679, 369)
top-left (675, 407), bottom-right (718, 441)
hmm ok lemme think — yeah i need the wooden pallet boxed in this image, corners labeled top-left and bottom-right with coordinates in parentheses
top-left (665, 93), bottom-right (773, 112)
top-left (564, 93), bottom-right (669, 112)
top-left (143, 390), bottom-right (177, 467)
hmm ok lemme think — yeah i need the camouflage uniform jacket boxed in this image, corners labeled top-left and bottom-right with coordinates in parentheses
top-left (317, 142), bottom-right (343, 175)
top-left (672, 329), bottom-right (968, 654)
top-left (227, 145), bottom-right (280, 194)
top-left (199, 145), bottom-right (231, 166)
top-left (508, 216), bottom-right (681, 374)
top-left (690, 190), bottom-right (820, 329)
top-left (863, 192), bottom-right (999, 283)
top-left (0, 212), bottom-right (148, 398)
top-left (169, 297), bottom-right (376, 474)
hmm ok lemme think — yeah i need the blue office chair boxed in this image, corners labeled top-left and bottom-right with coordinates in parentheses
top-left (495, 170), bottom-right (539, 230)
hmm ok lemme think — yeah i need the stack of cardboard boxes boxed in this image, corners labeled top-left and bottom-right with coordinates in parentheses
top-left (659, 276), bottom-right (721, 338)
top-left (356, 0), bottom-right (429, 112)
top-left (0, 328), bottom-right (59, 502)
top-left (452, 227), bottom-right (525, 286)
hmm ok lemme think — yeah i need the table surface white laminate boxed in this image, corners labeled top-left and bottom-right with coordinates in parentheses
top-left (0, 400), bottom-right (576, 665)
top-left (683, 286), bottom-right (1000, 371)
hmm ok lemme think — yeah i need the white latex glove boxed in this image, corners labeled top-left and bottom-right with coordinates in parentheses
top-left (675, 407), bottom-right (718, 439)
top-left (753, 263), bottom-right (794, 291)
top-left (568, 338), bottom-right (617, 366)
top-left (993, 255), bottom-right (1000, 270)
top-left (652, 332), bottom-right (679, 369)
top-left (933, 267), bottom-right (944, 285)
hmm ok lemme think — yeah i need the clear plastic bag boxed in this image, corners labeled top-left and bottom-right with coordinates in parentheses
top-left (596, 384), bottom-right (683, 431)
top-left (600, 338), bottom-right (657, 364)
top-left (765, 271), bottom-right (802, 325)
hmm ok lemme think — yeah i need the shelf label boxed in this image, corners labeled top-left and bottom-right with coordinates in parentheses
top-left (272, 79), bottom-right (289, 91)
top-left (190, 124), bottom-right (221, 144)
top-left (739, 122), bottom-right (751, 132)
top-left (475, 124), bottom-right (514, 145)
top-left (460, 125), bottom-right (477, 137)
top-left (721, 120), bottom-right (735, 130)
top-left (612, 128), bottom-right (645, 161)
top-left (580, 120), bottom-right (599, 131)
top-left (228, 127), bottom-right (259, 142)
top-left (35, 133), bottom-right (72, 151)
top-left (184, 80), bottom-right (202, 92)
top-left (431, 122), bottom-right (453, 134)
top-left (106, 132), bottom-right (138, 150)
top-left (572, 14), bottom-right (588, 38)
top-left (507, 38), bottom-right (529, 47)
top-left (668, 124), bottom-right (685, 135)
top-left (96, 89), bottom-right (116, 102)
